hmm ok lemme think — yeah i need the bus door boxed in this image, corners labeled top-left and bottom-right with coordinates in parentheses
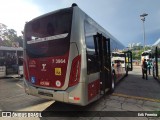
top-left (155, 47), bottom-right (158, 77)
top-left (125, 51), bottom-right (133, 71)
top-left (94, 33), bottom-right (111, 95)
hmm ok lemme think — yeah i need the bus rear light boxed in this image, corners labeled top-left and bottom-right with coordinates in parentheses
top-left (69, 55), bottom-right (81, 87)
top-left (69, 96), bottom-right (80, 101)
top-left (74, 97), bottom-right (80, 101)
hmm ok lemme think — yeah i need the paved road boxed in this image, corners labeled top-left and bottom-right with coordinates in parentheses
top-left (0, 78), bottom-right (54, 111)
top-left (0, 66), bottom-right (160, 120)
top-left (114, 66), bottom-right (160, 100)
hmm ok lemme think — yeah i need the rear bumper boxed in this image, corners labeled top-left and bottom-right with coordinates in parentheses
top-left (23, 79), bottom-right (87, 106)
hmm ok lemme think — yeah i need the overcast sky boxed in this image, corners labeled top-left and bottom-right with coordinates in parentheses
top-left (0, 0), bottom-right (160, 46)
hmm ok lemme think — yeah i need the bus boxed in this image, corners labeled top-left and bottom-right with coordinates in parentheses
top-left (141, 50), bottom-right (152, 64)
top-left (0, 46), bottom-right (23, 77)
top-left (112, 52), bottom-right (126, 68)
top-left (111, 51), bottom-right (132, 79)
top-left (23, 4), bottom-right (132, 106)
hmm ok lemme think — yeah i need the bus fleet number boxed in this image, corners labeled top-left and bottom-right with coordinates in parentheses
top-left (52, 59), bottom-right (66, 64)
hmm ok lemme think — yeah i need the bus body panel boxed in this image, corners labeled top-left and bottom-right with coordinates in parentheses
top-left (72, 7), bottom-right (105, 103)
top-left (24, 80), bottom-right (87, 106)
top-left (24, 43), bottom-right (79, 90)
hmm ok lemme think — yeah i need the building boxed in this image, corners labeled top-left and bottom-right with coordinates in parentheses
top-left (128, 42), bottom-right (142, 50)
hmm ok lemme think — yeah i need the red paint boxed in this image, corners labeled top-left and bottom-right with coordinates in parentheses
top-left (69, 55), bottom-right (81, 87)
top-left (88, 79), bottom-right (100, 101)
top-left (74, 97), bottom-right (80, 101)
top-left (25, 51), bottom-right (69, 88)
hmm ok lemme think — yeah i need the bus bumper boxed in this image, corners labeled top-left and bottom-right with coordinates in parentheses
top-left (23, 79), bottom-right (87, 106)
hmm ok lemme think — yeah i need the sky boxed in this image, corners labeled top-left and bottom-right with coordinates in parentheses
top-left (0, 0), bottom-right (160, 47)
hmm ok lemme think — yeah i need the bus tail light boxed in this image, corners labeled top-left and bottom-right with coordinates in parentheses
top-left (74, 97), bottom-right (80, 101)
top-left (69, 55), bottom-right (81, 87)
top-left (69, 96), bottom-right (80, 101)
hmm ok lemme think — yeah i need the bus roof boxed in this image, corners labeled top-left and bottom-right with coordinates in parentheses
top-left (141, 50), bottom-right (151, 54)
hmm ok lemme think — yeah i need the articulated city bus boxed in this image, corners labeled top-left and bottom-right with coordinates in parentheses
top-left (0, 46), bottom-right (23, 77)
top-left (23, 4), bottom-right (132, 106)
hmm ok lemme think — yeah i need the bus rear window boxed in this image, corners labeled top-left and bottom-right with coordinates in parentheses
top-left (25, 8), bottom-right (73, 58)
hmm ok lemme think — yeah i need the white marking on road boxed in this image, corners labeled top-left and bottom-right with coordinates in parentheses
top-left (16, 83), bottom-right (23, 89)
top-left (18, 101), bottom-right (54, 111)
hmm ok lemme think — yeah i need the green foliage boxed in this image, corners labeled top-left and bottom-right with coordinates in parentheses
top-left (132, 49), bottom-right (144, 60)
top-left (131, 45), bottom-right (152, 60)
top-left (0, 23), bottom-right (23, 47)
top-left (2, 40), bottom-right (12, 46)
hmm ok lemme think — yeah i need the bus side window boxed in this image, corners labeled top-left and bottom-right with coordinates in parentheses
top-left (84, 20), bottom-right (99, 74)
top-left (85, 35), bottom-right (100, 74)
top-left (87, 53), bottom-right (99, 74)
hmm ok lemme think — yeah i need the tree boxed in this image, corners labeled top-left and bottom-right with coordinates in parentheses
top-left (0, 23), bottom-right (23, 47)
top-left (0, 23), bottom-right (8, 41)
top-left (132, 50), bottom-right (143, 60)
top-left (14, 36), bottom-right (23, 47)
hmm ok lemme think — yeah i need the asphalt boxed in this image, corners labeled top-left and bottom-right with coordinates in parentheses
top-left (114, 66), bottom-right (160, 100)
top-left (0, 66), bottom-right (160, 120)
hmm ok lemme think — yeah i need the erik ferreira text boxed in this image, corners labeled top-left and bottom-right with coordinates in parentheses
top-left (138, 112), bottom-right (158, 117)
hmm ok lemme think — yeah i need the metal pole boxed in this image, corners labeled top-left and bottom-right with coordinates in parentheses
top-left (142, 20), bottom-right (145, 51)
top-left (140, 13), bottom-right (148, 52)
top-left (16, 49), bottom-right (18, 65)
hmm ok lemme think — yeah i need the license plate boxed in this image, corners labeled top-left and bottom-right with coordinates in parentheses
top-left (40, 81), bottom-right (50, 86)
